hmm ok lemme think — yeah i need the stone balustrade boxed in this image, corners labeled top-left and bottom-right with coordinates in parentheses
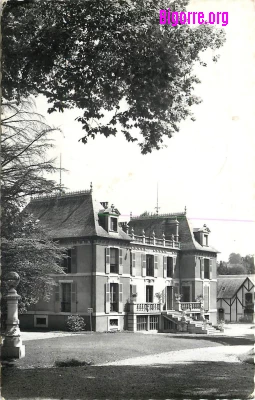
top-left (128, 302), bottom-right (162, 313)
top-left (177, 302), bottom-right (201, 312)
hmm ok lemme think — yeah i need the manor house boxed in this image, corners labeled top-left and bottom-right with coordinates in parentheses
top-left (20, 188), bottom-right (219, 334)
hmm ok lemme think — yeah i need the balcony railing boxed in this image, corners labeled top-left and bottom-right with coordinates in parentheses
top-left (128, 302), bottom-right (162, 313)
top-left (178, 302), bottom-right (201, 312)
top-left (131, 234), bottom-right (180, 249)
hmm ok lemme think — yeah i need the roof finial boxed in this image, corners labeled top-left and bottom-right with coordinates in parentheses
top-left (90, 182), bottom-right (93, 193)
top-left (184, 205), bottom-right (187, 214)
top-left (130, 211), bottom-right (133, 220)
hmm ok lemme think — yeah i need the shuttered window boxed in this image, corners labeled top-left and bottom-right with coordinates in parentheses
top-left (141, 253), bottom-right (146, 277)
top-left (146, 255), bottom-right (154, 276)
top-left (163, 256), bottom-right (167, 278)
top-left (118, 283), bottom-right (123, 313)
top-left (130, 284), bottom-right (137, 298)
top-left (105, 283), bottom-right (110, 314)
top-left (105, 248), bottom-right (110, 274)
top-left (131, 252), bottom-right (136, 276)
top-left (209, 259), bottom-right (213, 279)
top-left (105, 283), bottom-right (123, 313)
top-left (119, 249), bottom-right (123, 275)
top-left (71, 248), bottom-right (77, 273)
top-left (71, 282), bottom-right (77, 313)
top-left (204, 259), bottom-right (210, 279)
top-left (167, 257), bottom-right (174, 278)
top-left (154, 255), bottom-right (158, 277)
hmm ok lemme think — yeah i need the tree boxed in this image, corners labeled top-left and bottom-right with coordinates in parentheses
top-left (2, 0), bottom-right (226, 154)
top-left (243, 255), bottom-right (255, 275)
top-left (217, 261), bottom-right (228, 275)
top-left (228, 253), bottom-right (242, 265)
top-left (1, 99), bottom-right (66, 315)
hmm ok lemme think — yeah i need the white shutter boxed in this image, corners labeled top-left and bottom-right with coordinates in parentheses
top-left (209, 259), bottom-right (213, 280)
top-left (141, 253), bottom-right (146, 277)
top-left (119, 249), bottom-right (123, 275)
top-left (105, 283), bottom-right (110, 314)
top-left (200, 258), bottom-right (204, 279)
top-left (105, 248), bottom-right (110, 274)
top-left (71, 282), bottom-right (77, 313)
top-left (54, 283), bottom-right (60, 312)
top-left (163, 256), bottom-right (167, 278)
top-left (132, 284), bottom-right (137, 296)
top-left (154, 255), bottom-right (158, 277)
top-left (131, 252), bottom-right (136, 276)
top-left (118, 283), bottom-right (123, 313)
top-left (173, 257), bottom-right (176, 277)
top-left (204, 286), bottom-right (209, 311)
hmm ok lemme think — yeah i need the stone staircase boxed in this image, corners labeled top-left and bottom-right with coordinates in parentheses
top-left (162, 311), bottom-right (220, 335)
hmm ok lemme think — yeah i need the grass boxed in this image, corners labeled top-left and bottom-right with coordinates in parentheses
top-left (12, 332), bottom-right (226, 369)
top-left (1, 332), bottom-right (254, 399)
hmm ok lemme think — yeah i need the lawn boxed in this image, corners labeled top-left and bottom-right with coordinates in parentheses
top-left (6, 332), bottom-right (225, 368)
top-left (2, 332), bottom-right (254, 399)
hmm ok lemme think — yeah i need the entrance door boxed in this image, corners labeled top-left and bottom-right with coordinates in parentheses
top-left (182, 286), bottom-right (190, 302)
top-left (166, 286), bottom-right (173, 310)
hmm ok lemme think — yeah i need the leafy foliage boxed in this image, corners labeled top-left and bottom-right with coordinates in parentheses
top-left (1, 98), bottom-right (66, 315)
top-left (217, 254), bottom-right (255, 275)
top-left (2, 0), bottom-right (226, 153)
top-left (67, 315), bottom-right (86, 332)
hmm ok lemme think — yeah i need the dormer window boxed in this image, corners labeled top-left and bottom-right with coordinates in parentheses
top-left (204, 234), bottom-right (208, 246)
top-left (110, 217), bottom-right (118, 232)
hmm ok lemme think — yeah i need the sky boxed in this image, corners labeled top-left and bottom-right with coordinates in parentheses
top-left (36, 0), bottom-right (255, 262)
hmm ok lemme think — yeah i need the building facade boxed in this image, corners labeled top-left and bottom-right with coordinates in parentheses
top-left (217, 275), bottom-right (254, 322)
top-left (20, 189), bottom-right (219, 333)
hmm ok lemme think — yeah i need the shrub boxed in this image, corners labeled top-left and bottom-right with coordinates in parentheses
top-left (216, 319), bottom-right (225, 331)
top-left (55, 359), bottom-right (92, 367)
top-left (66, 315), bottom-right (86, 332)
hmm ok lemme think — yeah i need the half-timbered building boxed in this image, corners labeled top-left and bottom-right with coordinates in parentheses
top-left (217, 275), bottom-right (254, 322)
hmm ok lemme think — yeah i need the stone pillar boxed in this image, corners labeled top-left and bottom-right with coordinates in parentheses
top-left (1, 272), bottom-right (25, 359)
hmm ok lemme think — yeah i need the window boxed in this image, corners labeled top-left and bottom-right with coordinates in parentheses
top-left (182, 286), bottom-right (190, 302)
top-left (61, 283), bottom-right (71, 312)
top-left (167, 257), bottom-right (174, 278)
top-left (204, 259), bottom-right (210, 279)
top-left (110, 217), bottom-right (118, 232)
top-left (62, 249), bottom-right (72, 273)
top-left (146, 255), bottom-right (154, 276)
top-left (245, 293), bottom-right (253, 305)
top-left (34, 315), bottom-right (48, 328)
top-left (137, 316), bottom-right (147, 331)
top-left (146, 285), bottom-right (153, 303)
top-left (105, 283), bottom-right (123, 314)
top-left (149, 316), bottom-right (159, 330)
top-left (106, 248), bottom-right (123, 274)
top-left (110, 248), bottom-right (119, 273)
top-left (108, 318), bottom-right (119, 331)
top-left (110, 283), bottom-right (118, 312)
top-left (204, 235), bottom-right (208, 246)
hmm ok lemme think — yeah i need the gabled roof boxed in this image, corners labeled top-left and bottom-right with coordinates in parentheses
top-left (217, 275), bottom-right (255, 298)
top-left (128, 213), bottom-right (218, 253)
top-left (24, 191), bottom-right (131, 241)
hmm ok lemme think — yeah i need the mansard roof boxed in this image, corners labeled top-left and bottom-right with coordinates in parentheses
top-left (217, 275), bottom-right (255, 298)
top-left (24, 190), bottom-right (131, 241)
top-left (128, 213), bottom-right (218, 253)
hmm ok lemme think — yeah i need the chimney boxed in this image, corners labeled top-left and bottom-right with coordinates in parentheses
top-left (100, 202), bottom-right (108, 209)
